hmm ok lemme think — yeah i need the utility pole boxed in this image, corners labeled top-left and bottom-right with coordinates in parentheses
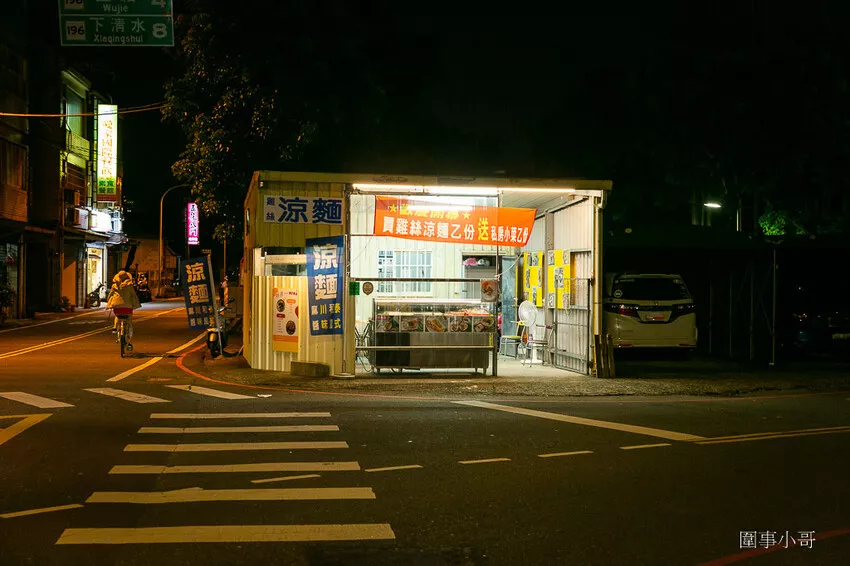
top-left (158, 184), bottom-right (190, 298)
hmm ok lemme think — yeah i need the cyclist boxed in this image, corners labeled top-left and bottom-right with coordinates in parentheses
top-left (106, 270), bottom-right (141, 351)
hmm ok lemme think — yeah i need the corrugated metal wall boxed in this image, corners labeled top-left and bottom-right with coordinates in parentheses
top-left (551, 199), bottom-right (595, 373)
top-left (250, 275), bottom-right (346, 373)
top-left (254, 179), bottom-right (346, 247)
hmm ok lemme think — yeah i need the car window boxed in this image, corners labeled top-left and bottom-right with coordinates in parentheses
top-left (611, 277), bottom-right (691, 301)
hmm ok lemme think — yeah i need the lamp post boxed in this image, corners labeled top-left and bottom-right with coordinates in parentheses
top-left (158, 184), bottom-right (191, 298)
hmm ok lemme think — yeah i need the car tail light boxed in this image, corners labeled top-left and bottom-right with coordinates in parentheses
top-left (604, 303), bottom-right (639, 318)
top-left (670, 303), bottom-right (695, 321)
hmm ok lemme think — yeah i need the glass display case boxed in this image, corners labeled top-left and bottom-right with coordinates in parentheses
top-left (371, 298), bottom-right (496, 372)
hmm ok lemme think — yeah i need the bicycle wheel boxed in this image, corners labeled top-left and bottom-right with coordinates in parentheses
top-left (119, 321), bottom-right (126, 357)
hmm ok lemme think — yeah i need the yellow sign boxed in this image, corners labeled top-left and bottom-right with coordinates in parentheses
top-left (522, 251), bottom-right (544, 307)
top-left (546, 249), bottom-right (572, 309)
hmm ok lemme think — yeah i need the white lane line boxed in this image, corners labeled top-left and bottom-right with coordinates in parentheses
top-left (454, 400), bottom-right (705, 442)
top-left (110, 462), bottom-right (360, 474)
top-left (106, 357), bottom-right (164, 382)
top-left (166, 385), bottom-right (253, 400)
top-left (458, 458), bottom-right (511, 465)
top-left (166, 332), bottom-right (207, 355)
top-left (86, 487), bottom-right (375, 504)
top-left (56, 524), bottom-right (397, 544)
top-left (620, 443), bottom-right (672, 450)
top-left (0, 310), bottom-right (104, 334)
top-left (364, 465), bottom-right (423, 473)
top-left (138, 425), bottom-right (340, 434)
top-left (0, 326), bottom-right (111, 360)
top-left (0, 392), bottom-right (73, 409)
top-left (123, 441), bottom-right (349, 453)
top-left (1, 503), bottom-right (84, 519)
top-left (85, 388), bottom-right (170, 404)
top-left (149, 412), bottom-right (332, 419)
top-left (538, 450), bottom-right (594, 458)
top-left (251, 474), bottom-right (322, 484)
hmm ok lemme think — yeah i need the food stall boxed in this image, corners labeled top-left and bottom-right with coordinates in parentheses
top-left (371, 298), bottom-right (496, 373)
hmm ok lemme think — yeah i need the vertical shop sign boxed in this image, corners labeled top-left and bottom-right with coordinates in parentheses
top-left (272, 287), bottom-right (299, 352)
top-left (306, 235), bottom-right (344, 335)
top-left (180, 255), bottom-right (217, 330)
top-left (96, 104), bottom-right (118, 202)
top-left (187, 202), bottom-right (200, 245)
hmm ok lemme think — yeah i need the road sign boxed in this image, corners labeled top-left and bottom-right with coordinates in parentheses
top-left (58, 0), bottom-right (174, 47)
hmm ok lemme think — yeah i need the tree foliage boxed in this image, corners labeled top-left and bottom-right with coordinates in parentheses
top-left (163, 0), bottom-right (384, 240)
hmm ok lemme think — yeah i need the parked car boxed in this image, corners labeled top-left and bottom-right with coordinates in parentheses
top-left (603, 272), bottom-right (697, 350)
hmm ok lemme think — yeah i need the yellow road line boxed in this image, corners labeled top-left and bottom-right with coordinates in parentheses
top-left (1, 503), bottom-right (83, 519)
top-left (165, 332), bottom-right (207, 354)
top-left (697, 428), bottom-right (850, 445)
top-left (138, 425), bottom-right (340, 434)
top-left (86, 487), bottom-right (375, 504)
top-left (149, 412), bottom-right (332, 419)
top-left (56, 523), bottom-right (397, 544)
top-left (0, 414), bottom-right (52, 448)
top-left (124, 441), bottom-right (349, 452)
top-left (110, 462), bottom-right (360, 474)
top-left (455, 400), bottom-right (705, 442)
top-left (106, 357), bottom-right (164, 382)
top-left (0, 327), bottom-right (110, 360)
top-left (620, 443), bottom-right (672, 450)
top-left (251, 474), bottom-right (322, 484)
top-left (697, 425), bottom-right (850, 442)
top-left (538, 450), bottom-right (594, 458)
top-left (364, 464), bottom-right (423, 473)
top-left (458, 458), bottom-right (511, 465)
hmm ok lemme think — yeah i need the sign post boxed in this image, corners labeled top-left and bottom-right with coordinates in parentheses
top-left (58, 0), bottom-right (174, 47)
top-left (180, 255), bottom-right (218, 333)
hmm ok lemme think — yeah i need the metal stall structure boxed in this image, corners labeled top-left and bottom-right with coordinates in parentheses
top-left (243, 172), bottom-right (611, 377)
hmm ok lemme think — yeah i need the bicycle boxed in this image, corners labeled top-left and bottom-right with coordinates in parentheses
top-left (112, 307), bottom-right (134, 357)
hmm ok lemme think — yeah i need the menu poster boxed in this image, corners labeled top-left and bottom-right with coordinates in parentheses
top-left (523, 251), bottom-right (544, 307)
top-left (546, 249), bottom-right (572, 309)
top-left (272, 288), bottom-right (299, 353)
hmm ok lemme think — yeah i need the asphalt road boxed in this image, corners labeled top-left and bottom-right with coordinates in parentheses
top-left (1, 302), bottom-right (848, 565)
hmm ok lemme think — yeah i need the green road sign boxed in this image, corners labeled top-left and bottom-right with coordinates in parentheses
top-left (58, 0), bottom-right (174, 47)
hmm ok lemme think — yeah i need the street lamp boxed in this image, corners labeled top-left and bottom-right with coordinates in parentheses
top-left (158, 184), bottom-right (191, 298)
top-left (703, 201), bottom-right (722, 208)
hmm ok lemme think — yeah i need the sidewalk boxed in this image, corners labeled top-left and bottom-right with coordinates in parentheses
top-left (193, 335), bottom-right (850, 398)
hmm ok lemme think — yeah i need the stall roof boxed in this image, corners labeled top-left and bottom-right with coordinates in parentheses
top-left (257, 171), bottom-right (610, 194)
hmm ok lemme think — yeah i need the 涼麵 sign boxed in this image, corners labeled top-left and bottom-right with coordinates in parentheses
top-left (180, 256), bottom-right (216, 330)
top-left (306, 236), bottom-right (344, 335)
top-left (373, 197), bottom-right (535, 247)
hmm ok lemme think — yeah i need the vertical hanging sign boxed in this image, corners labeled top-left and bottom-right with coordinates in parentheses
top-left (187, 202), bottom-right (200, 245)
top-left (306, 235), bottom-right (344, 335)
top-left (96, 104), bottom-right (118, 202)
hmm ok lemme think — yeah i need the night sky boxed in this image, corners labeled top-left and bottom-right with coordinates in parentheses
top-left (41, 0), bottom-right (850, 251)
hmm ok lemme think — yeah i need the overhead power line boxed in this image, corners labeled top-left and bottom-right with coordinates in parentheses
top-left (0, 102), bottom-right (166, 118)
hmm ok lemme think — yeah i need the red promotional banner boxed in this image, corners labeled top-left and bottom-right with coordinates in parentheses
top-left (373, 197), bottom-right (536, 247)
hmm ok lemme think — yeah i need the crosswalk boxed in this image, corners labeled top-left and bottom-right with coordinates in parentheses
top-left (55, 410), bottom-right (396, 546)
top-left (0, 383), bottom-right (271, 409)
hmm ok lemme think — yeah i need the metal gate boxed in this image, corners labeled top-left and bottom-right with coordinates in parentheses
top-left (551, 277), bottom-right (592, 374)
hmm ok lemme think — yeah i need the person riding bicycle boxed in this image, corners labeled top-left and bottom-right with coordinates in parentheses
top-left (106, 270), bottom-right (141, 351)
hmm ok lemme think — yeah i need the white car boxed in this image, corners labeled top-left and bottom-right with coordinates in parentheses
top-left (603, 273), bottom-right (697, 350)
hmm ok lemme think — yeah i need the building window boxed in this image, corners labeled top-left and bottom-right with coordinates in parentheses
top-left (65, 88), bottom-right (84, 136)
top-left (377, 250), bottom-right (432, 295)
